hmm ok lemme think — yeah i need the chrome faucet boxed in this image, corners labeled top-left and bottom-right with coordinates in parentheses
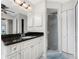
top-left (21, 33), bottom-right (25, 37)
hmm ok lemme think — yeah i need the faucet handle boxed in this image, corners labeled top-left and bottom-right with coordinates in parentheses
top-left (21, 33), bottom-right (25, 37)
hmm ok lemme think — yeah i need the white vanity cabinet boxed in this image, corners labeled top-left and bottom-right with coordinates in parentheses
top-left (4, 36), bottom-right (43, 59)
top-left (27, 14), bottom-right (43, 27)
top-left (33, 15), bottom-right (43, 27)
top-left (27, 14), bottom-right (33, 27)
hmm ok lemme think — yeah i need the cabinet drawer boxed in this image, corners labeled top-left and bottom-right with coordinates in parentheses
top-left (7, 43), bottom-right (20, 55)
top-left (32, 38), bottom-right (39, 44)
top-left (21, 38), bottom-right (41, 49)
top-left (21, 40), bottom-right (33, 49)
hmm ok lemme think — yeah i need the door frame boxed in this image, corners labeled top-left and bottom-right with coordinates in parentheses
top-left (46, 2), bottom-right (62, 52)
top-left (47, 8), bottom-right (62, 51)
top-left (75, 1), bottom-right (78, 59)
top-left (47, 10), bottom-right (58, 50)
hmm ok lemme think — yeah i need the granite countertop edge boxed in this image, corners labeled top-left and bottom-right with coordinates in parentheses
top-left (4, 35), bottom-right (43, 46)
top-left (1, 32), bottom-right (44, 46)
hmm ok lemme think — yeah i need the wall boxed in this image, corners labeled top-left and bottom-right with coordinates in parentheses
top-left (75, 3), bottom-right (78, 59)
top-left (13, 18), bottom-right (17, 34)
top-left (1, 13), bottom-right (13, 19)
top-left (61, 0), bottom-right (77, 11)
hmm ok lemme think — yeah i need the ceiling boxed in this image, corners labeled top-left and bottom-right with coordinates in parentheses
top-left (47, 0), bottom-right (72, 3)
top-left (30, 0), bottom-right (42, 5)
top-left (1, 0), bottom-right (72, 17)
top-left (1, 0), bottom-right (42, 16)
top-left (1, 0), bottom-right (27, 16)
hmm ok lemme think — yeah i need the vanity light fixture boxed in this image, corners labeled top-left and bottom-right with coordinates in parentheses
top-left (14, 0), bottom-right (32, 11)
top-left (14, 0), bottom-right (24, 6)
top-left (28, 4), bottom-right (32, 10)
top-left (22, 3), bottom-right (28, 8)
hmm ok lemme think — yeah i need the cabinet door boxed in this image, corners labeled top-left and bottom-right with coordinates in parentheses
top-left (30, 45), bottom-right (36, 59)
top-left (21, 46), bottom-right (31, 59)
top-left (67, 9), bottom-right (75, 54)
top-left (33, 15), bottom-right (43, 26)
top-left (20, 50), bottom-right (24, 59)
top-left (62, 11), bottom-right (68, 52)
top-left (27, 14), bottom-right (33, 27)
top-left (33, 44), bottom-right (39, 59)
top-left (38, 39), bottom-right (43, 57)
top-left (7, 52), bottom-right (20, 59)
top-left (33, 38), bottom-right (43, 59)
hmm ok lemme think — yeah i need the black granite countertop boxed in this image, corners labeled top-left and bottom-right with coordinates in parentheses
top-left (1, 32), bottom-right (44, 45)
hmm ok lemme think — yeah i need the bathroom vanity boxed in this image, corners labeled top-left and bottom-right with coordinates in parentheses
top-left (2, 32), bottom-right (44, 59)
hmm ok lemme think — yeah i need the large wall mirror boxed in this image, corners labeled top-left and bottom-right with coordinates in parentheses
top-left (1, 13), bottom-right (27, 35)
top-left (1, 19), bottom-right (13, 34)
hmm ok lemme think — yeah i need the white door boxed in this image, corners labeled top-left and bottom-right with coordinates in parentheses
top-left (7, 52), bottom-right (20, 59)
top-left (67, 9), bottom-right (75, 54)
top-left (62, 11), bottom-right (68, 52)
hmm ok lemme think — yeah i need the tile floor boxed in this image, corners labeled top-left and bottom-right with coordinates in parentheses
top-left (47, 50), bottom-right (74, 59)
top-left (40, 50), bottom-right (74, 59)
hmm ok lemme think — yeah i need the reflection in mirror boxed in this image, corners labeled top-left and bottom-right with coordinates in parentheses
top-left (1, 18), bottom-right (6, 35)
top-left (1, 18), bottom-right (13, 35)
top-left (8, 20), bottom-right (13, 34)
top-left (1, 13), bottom-right (28, 35)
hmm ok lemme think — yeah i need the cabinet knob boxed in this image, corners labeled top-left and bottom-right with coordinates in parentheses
top-left (12, 47), bottom-right (16, 51)
top-left (19, 52), bottom-right (21, 54)
top-left (31, 45), bottom-right (33, 48)
top-left (14, 47), bottom-right (16, 50)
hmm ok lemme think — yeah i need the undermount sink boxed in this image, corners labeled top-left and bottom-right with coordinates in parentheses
top-left (22, 36), bottom-right (36, 39)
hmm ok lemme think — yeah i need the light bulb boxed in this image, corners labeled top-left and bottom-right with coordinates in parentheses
top-left (28, 5), bottom-right (32, 10)
top-left (28, 6), bottom-right (32, 11)
top-left (15, 0), bottom-right (24, 5)
top-left (22, 3), bottom-right (28, 8)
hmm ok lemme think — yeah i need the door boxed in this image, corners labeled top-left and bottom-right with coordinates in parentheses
top-left (48, 13), bottom-right (58, 50)
top-left (62, 11), bottom-right (68, 52)
top-left (67, 9), bottom-right (75, 54)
